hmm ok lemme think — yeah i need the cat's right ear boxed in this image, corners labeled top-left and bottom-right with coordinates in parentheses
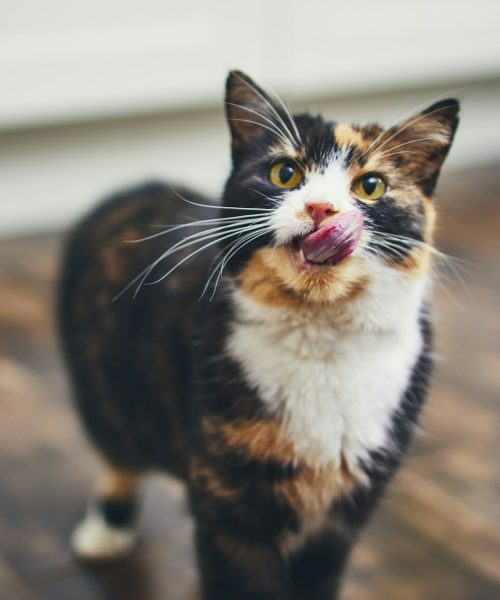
top-left (225, 70), bottom-right (281, 162)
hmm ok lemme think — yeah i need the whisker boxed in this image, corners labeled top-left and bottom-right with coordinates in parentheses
top-left (376, 136), bottom-right (446, 161)
top-left (113, 221), bottom-right (271, 301)
top-left (202, 227), bottom-right (272, 300)
top-left (226, 101), bottom-right (297, 149)
top-left (249, 188), bottom-right (283, 206)
top-left (376, 150), bottom-right (427, 161)
top-left (369, 232), bottom-right (473, 268)
top-left (367, 231), bottom-right (474, 303)
top-left (147, 220), bottom-right (271, 268)
top-left (365, 104), bottom-right (456, 160)
top-left (228, 117), bottom-right (294, 148)
top-left (145, 223), bottom-right (271, 288)
top-left (362, 90), bottom-right (461, 159)
top-left (126, 214), bottom-right (270, 244)
top-left (257, 78), bottom-right (302, 145)
top-left (234, 72), bottom-right (300, 148)
top-left (213, 229), bottom-right (271, 296)
top-left (168, 185), bottom-right (274, 212)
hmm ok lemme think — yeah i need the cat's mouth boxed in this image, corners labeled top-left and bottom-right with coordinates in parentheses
top-left (289, 210), bottom-right (364, 268)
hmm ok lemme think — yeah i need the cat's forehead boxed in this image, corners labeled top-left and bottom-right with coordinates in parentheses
top-left (269, 114), bottom-right (384, 172)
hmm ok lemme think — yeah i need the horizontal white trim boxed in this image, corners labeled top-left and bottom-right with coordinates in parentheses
top-left (1, 0), bottom-right (499, 130)
top-left (0, 79), bottom-right (498, 237)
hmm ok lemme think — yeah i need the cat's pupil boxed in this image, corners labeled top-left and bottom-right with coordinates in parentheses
top-left (363, 176), bottom-right (378, 196)
top-left (279, 164), bottom-right (295, 184)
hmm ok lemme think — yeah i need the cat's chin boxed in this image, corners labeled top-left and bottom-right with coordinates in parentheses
top-left (237, 246), bottom-right (370, 308)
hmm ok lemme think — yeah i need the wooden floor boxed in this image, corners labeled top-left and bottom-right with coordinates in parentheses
top-left (1, 165), bottom-right (499, 599)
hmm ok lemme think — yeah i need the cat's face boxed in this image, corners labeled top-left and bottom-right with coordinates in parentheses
top-left (222, 71), bottom-right (459, 307)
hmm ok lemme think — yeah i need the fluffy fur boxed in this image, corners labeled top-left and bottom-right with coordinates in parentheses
top-left (58, 70), bottom-right (459, 599)
top-left (228, 267), bottom-right (426, 472)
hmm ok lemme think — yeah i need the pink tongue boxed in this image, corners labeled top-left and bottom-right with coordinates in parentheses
top-left (298, 210), bottom-right (364, 265)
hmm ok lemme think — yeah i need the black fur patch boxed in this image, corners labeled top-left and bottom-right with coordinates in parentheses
top-left (98, 497), bottom-right (137, 528)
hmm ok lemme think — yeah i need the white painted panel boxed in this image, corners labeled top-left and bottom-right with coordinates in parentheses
top-left (1, 80), bottom-right (498, 237)
top-left (1, 0), bottom-right (499, 130)
top-left (1, 1), bottom-right (499, 236)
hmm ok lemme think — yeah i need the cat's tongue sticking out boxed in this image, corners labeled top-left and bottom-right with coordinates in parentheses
top-left (298, 210), bottom-right (364, 265)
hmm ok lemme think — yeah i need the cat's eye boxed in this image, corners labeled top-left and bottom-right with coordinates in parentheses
top-left (269, 160), bottom-right (303, 189)
top-left (352, 173), bottom-right (387, 203)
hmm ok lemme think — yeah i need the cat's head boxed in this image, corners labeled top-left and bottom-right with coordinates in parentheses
top-left (221, 70), bottom-right (459, 308)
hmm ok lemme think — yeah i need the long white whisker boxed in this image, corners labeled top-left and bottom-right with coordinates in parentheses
top-left (258, 79), bottom-right (302, 145)
top-left (201, 231), bottom-right (257, 299)
top-left (377, 150), bottom-right (427, 161)
top-left (126, 215), bottom-right (270, 244)
top-left (368, 240), bottom-right (415, 262)
top-left (168, 186), bottom-right (273, 212)
top-left (376, 136), bottom-right (445, 161)
top-left (369, 232), bottom-right (473, 267)
top-left (148, 219), bottom-right (271, 265)
top-left (203, 227), bottom-right (272, 300)
top-left (249, 188), bottom-right (283, 206)
top-left (226, 101), bottom-right (297, 149)
top-left (130, 226), bottom-right (255, 299)
top-left (145, 223), bottom-right (271, 288)
top-left (113, 221), bottom-right (271, 301)
top-left (366, 104), bottom-right (455, 159)
top-left (234, 72), bottom-right (300, 148)
top-left (228, 118), bottom-right (293, 148)
top-left (363, 90), bottom-right (461, 158)
top-left (213, 229), bottom-right (271, 295)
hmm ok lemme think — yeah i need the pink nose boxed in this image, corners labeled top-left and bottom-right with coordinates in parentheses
top-left (306, 202), bottom-right (337, 228)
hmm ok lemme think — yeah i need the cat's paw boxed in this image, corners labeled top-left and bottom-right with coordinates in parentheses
top-left (70, 510), bottom-right (137, 561)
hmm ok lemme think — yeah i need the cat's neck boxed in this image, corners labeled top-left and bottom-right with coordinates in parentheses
top-left (229, 260), bottom-right (430, 340)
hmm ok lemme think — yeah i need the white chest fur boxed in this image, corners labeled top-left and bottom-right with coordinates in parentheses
top-left (226, 265), bottom-right (427, 473)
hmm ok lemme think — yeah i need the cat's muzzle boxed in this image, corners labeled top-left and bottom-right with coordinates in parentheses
top-left (295, 210), bottom-right (364, 266)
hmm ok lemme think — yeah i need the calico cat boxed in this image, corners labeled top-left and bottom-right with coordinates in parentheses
top-left (58, 70), bottom-right (459, 599)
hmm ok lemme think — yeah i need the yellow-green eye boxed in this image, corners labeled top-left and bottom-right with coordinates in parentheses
top-left (352, 173), bottom-right (386, 202)
top-left (269, 160), bottom-right (303, 189)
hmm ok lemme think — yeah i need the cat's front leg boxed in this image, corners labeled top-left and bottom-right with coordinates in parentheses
top-left (71, 466), bottom-right (141, 561)
top-left (194, 522), bottom-right (291, 600)
top-left (288, 529), bottom-right (353, 600)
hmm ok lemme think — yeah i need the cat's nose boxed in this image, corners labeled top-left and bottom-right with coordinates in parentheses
top-left (305, 202), bottom-right (337, 228)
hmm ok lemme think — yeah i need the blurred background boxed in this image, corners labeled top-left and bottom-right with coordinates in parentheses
top-left (0, 1), bottom-right (499, 599)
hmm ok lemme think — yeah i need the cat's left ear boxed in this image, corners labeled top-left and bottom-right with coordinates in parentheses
top-left (383, 99), bottom-right (460, 196)
top-left (225, 70), bottom-right (284, 162)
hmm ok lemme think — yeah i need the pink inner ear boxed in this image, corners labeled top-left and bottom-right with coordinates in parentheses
top-left (299, 211), bottom-right (364, 265)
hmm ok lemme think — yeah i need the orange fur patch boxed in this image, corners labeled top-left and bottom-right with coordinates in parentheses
top-left (423, 196), bottom-right (436, 244)
top-left (277, 458), bottom-right (358, 516)
top-left (204, 416), bottom-right (295, 464)
top-left (238, 247), bottom-right (370, 307)
top-left (391, 246), bottom-right (433, 274)
top-left (99, 468), bottom-right (139, 500)
top-left (203, 414), bottom-right (361, 548)
top-left (334, 124), bottom-right (369, 153)
top-left (278, 457), bottom-right (361, 555)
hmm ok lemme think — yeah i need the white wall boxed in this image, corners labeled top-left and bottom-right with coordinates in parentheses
top-left (1, 0), bottom-right (500, 236)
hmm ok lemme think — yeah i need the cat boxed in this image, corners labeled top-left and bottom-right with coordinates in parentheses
top-left (58, 70), bottom-right (459, 599)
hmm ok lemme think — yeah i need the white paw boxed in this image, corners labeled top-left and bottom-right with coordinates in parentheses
top-left (71, 510), bottom-right (137, 561)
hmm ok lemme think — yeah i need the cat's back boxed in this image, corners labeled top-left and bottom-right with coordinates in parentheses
top-left (58, 181), bottom-right (214, 472)
top-left (60, 180), bottom-right (214, 303)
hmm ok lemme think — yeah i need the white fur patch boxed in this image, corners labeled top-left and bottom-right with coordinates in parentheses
top-left (227, 261), bottom-right (427, 474)
top-left (71, 510), bottom-right (137, 560)
top-left (270, 155), bottom-right (357, 246)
